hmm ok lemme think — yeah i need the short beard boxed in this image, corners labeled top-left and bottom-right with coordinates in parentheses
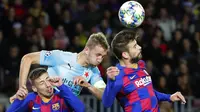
top-left (131, 57), bottom-right (140, 63)
top-left (130, 54), bottom-right (142, 63)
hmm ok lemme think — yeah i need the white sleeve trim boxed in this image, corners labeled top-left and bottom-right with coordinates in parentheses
top-left (93, 80), bottom-right (106, 89)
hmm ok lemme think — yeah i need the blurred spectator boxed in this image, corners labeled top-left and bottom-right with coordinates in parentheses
top-left (145, 60), bottom-right (160, 86)
top-left (2, 45), bottom-right (20, 96)
top-left (163, 49), bottom-right (178, 69)
top-left (35, 27), bottom-right (46, 49)
top-left (8, 22), bottom-right (28, 55)
top-left (23, 15), bottom-right (35, 39)
top-left (157, 7), bottom-right (176, 42)
top-left (0, 31), bottom-right (8, 66)
top-left (143, 37), bottom-right (163, 68)
top-left (161, 63), bottom-right (177, 93)
top-left (193, 32), bottom-right (200, 53)
top-left (48, 2), bottom-right (62, 28)
top-left (13, 0), bottom-right (26, 21)
top-left (53, 25), bottom-right (70, 50)
top-left (73, 22), bottom-right (88, 48)
top-left (96, 19), bottom-right (112, 38)
top-left (2, 7), bottom-right (16, 38)
top-left (181, 38), bottom-right (194, 60)
top-left (177, 74), bottom-right (192, 96)
top-left (157, 76), bottom-right (169, 93)
top-left (169, 29), bottom-right (183, 58)
top-left (38, 15), bottom-right (54, 49)
top-left (168, 0), bottom-right (184, 21)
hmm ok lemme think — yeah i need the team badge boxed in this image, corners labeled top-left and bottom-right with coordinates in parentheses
top-left (45, 51), bottom-right (52, 57)
top-left (52, 103), bottom-right (60, 110)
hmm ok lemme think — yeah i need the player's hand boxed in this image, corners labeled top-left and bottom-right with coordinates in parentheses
top-left (170, 92), bottom-right (186, 104)
top-left (106, 66), bottom-right (120, 80)
top-left (48, 77), bottom-right (63, 87)
top-left (16, 86), bottom-right (28, 100)
top-left (73, 76), bottom-right (91, 88)
top-left (10, 94), bottom-right (17, 103)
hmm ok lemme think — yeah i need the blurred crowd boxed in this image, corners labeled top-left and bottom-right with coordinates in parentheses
top-left (0, 0), bottom-right (200, 111)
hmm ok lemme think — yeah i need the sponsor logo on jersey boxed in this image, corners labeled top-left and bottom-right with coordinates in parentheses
top-left (32, 107), bottom-right (40, 110)
top-left (130, 75), bottom-right (136, 80)
top-left (135, 76), bottom-right (151, 87)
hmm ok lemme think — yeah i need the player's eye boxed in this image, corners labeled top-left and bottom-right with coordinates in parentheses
top-left (40, 81), bottom-right (44, 85)
top-left (96, 54), bottom-right (101, 56)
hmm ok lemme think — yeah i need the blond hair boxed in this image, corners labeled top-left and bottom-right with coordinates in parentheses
top-left (85, 32), bottom-right (109, 50)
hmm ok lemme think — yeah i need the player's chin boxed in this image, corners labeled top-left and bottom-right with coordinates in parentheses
top-left (92, 62), bottom-right (100, 66)
top-left (138, 53), bottom-right (142, 59)
top-left (45, 92), bottom-right (53, 98)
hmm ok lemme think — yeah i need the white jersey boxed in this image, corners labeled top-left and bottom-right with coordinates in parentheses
top-left (40, 50), bottom-right (106, 96)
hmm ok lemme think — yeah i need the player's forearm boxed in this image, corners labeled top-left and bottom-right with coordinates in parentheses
top-left (19, 55), bottom-right (32, 87)
top-left (58, 84), bottom-right (85, 112)
top-left (7, 99), bottom-right (28, 112)
top-left (87, 86), bottom-right (104, 100)
top-left (154, 90), bottom-right (171, 102)
top-left (19, 53), bottom-right (40, 87)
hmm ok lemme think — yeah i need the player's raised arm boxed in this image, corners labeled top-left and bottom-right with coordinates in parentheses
top-left (102, 76), bottom-right (122, 107)
top-left (154, 90), bottom-right (171, 102)
top-left (7, 87), bottom-right (33, 112)
top-left (154, 90), bottom-right (186, 104)
top-left (19, 52), bottom-right (40, 87)
top-left (49, 77), bottom-right (85, 112)
top-left (19, 50), bottom-right (65, 87)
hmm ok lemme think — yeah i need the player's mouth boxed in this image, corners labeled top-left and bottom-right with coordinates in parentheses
top-left (48, 87), bottom-right (53, 93)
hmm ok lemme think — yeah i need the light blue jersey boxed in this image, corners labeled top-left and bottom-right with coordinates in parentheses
top-left (40, 50), bottom-right (105, 96)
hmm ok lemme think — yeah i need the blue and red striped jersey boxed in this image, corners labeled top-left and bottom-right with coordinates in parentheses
top-left (7, 84), bottom-right (85, 112)
top-left (103, 60), bottom-right (171, 112)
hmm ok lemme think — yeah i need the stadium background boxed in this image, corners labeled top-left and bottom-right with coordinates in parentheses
top-left (0, 0), bottom-right (200, 111)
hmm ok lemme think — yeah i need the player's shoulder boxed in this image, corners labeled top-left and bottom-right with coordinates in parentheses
top-left (90, 66), bottom-right (100, 74)
top-left (26, 92), bottom-right (37, 100)
top-left (42, 50), bottom-right (77, 58)
top-left (138, 60), bottom-right (146, 69)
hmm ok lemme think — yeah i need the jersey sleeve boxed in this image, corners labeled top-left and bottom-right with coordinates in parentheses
top-left (102, 75), bottom-right (123, 108)
top-left (90, 67), bottom-right (106, 89)
top-left (40, 50), bottom-right (68, 66)
top-left (154, 90), bottom-right (171, 102)
top-left (6, 93), bottom-right (35, 112)
top-left (57, 84), bottom-right (85, 112)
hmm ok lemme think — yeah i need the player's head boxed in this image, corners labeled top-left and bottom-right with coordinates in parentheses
top-left (29, 68), bottom-right (53, 98)
top-left (111, 30), bottom-right (142, 63)
top-left (84, 32), bottom-right (109, 66)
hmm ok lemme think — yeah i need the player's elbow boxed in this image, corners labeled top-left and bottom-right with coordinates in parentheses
top-left (21, 52), bottom-right (40, 64)
top-left (22, 54), bottom-right (32, 63)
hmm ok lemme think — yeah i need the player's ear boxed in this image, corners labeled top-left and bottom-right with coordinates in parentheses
top-left (84, 47), bottom-right (89, 55)
top-left (122, 52), bottom-right (129, 59)
top-left (32, 86), bottom-right (37, 92)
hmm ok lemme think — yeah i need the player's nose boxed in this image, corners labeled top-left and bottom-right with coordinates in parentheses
top-left (45, 80), bottom-right (51, 87)
top-left (97, 58), bottom-right (103, 63)
top-left (137, 45), bottom-right (142, 50)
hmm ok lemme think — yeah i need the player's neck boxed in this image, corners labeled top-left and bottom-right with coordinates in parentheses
top-left (39, 94), bottom-right (54, 103)
top-left (77, 51), bottom-right (89, 67)
top-left (119, 60), bottom-right (138, 69)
